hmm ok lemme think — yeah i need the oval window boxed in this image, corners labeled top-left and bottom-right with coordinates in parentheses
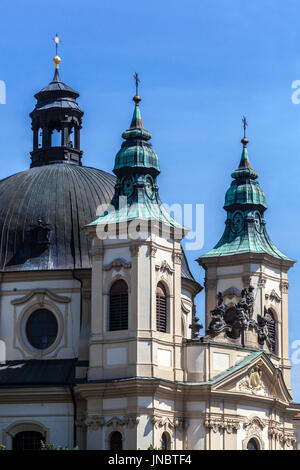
top-left (26, 309), bottom-right (58, 350)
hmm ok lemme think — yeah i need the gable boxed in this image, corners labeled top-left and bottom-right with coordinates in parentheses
top-left (211, 353), bottom-right (291, 404)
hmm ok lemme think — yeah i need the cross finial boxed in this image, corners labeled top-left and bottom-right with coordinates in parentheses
top-left (241, 115), bottom-right (248, 148)
top-left (53, 34), bottom-right (61, 70)
top-left (133, 72), bottom-right (141, 105)
top-left (242, 115), bottom-right (248, 138)
top-left (53, 34), bottom-right (61, 55)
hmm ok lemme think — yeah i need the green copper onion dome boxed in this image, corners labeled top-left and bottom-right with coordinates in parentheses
top-left (87, 80), bottom-right (185, 237)
top-left (224, 137), bottom-right (266, 211)
top-left (113, 95), bottom-right (160, 176)
top-left (199, 128), bottom-right (292, 261)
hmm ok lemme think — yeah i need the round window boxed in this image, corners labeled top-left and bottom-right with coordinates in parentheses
top-left (26, 309), bottom-right (58, 350)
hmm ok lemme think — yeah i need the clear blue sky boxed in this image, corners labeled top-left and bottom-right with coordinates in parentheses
top-left (1, 0), bottom-right (300, 399)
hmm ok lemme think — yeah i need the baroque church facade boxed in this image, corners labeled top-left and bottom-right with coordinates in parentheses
top-left (0, 47), bottom-right (299, 450)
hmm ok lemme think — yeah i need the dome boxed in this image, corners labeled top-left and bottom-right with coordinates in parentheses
top-left (0, 164), bottom-right (115, 271)
top-left (224, 179), bottom-right (267, 210)
top-left (113, 101), bottom-right (160, 176)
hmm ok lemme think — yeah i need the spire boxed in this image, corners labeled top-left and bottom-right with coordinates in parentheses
top-left (198, 119), bottom-right (292, 261)
top-left (114, 74), bottom-right (159, 176)
top-left (130, 73), bottom-right (144, 129)
top-left (52, 34), bottom-right (61, 81)
top-left (232, 117), bottom-right (258, 180)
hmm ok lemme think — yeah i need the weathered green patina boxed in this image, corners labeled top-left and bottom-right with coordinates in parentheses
top-left (201, 138), bottom-right (293, 260)
top-left (87, 96), bottom-right (185, 234)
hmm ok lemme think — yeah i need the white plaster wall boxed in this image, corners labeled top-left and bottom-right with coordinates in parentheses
top-left (0, 402), bottom-right (73, 449)
top-left (216, 266), bottom-right (243, 276)
top-left (186, 346), bottom-right (205, 373)
top-left (137, 415), bottom-right (153, 449)
top-left (213, 352), bottom-right (229, 371)
top-left (264, 266), bottom-right (280, 278)
top-left (138, 397), bottom-right (153, 408)
top-left (103, 246), bottom-right (131, 265)
top-left (103, 398), bottom-right (127, 410)
top-left (217, 278), bottom-right (244, 292)
top-left (187, 418), bottom-right (205, 450)
top-left (265, 278), bottom-right (281, 296)
top-left (156, 398), bottom-right (174, 411)
top-left (0, 279), bottom-right (81, 361)
top-left (186, 401), bottom-right (206, 412)
top-left (138, 341), bottom-right (151, 363)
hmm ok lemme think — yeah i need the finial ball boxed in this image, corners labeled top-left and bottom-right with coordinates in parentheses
top-left (53, 55), bottom-right (61, 69)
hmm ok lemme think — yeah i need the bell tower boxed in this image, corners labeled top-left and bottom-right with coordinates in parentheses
top-left (29, 35), bottom-right (83, 168)
top-left (84, 76), bottom-right (187, 385)
top-left (197, 120), bottom-right (295, 390)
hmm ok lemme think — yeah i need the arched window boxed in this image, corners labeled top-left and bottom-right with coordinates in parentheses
top-left (161, 432), bottom-right (171, 450)
top-left (265, 309), bottom-right (276, 353)
top-left (26, 309), bottom-right (58, 350)
top-left (109, 280), bottom-right (128, 331)
top-left (109, 431), bottom-right (123, 450)
top-left (247, 438), bottom-right (259, 450)
top-left (12, 431), bottom-right (45, 450)
top-left (156, 282), bottom-right (167, 333)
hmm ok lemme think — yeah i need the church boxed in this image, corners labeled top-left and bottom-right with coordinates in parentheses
top-left (0, 41), bottom-right (299, 451)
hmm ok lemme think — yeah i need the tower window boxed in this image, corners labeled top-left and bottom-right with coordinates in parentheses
top-left (109, 280), bottom-right (128, 331)
top-left (13, 431), bottom-right (45, 450)
top-left (156, 282), bottom-right (167, 333)
top-left (161, 432), bottom-right (171, 450)
top-left (26, 309), bottom-right (58, 350)
top-left (51, 128), bottom-right (62, 147)
top-left (265, 309), bottom-right (276, 353)
top-left (109, 431), bottom-right (123, 450)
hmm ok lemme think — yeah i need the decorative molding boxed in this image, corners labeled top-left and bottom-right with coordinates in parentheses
top-left (181, 300), bottom-right (191, 314)
top-left (84, 416), bottom-right (105, 430)
top-left (103, 258), bottom-right (131, 272)
top-left (151, 415), bottom-right (183, 430)
top-left (265, 289), bottom-right (281, 303)
top-left (172, 251), bottom-right (182, 265)
top-left (150, 246), bottom-right (157, 258)
top-left (244, 416), bottom-right (265, 431)
top-left (279, 281), bottom-right (289, 294)
top-left (83, 414), bottom-right (140, 431)
top-left (11, 288), bottom-right (70, 306)
top-left (242, 415), bottom-right (265, 450)
top-left (155, 260), bottom-right (174, 275)
top-left (237, 366), bottom-right (268, 397)
top-left (257, 275), bottom-right (267, 288)
top-left (204, 414), bottom-right (240, 433)
top-left (267, 421), bottom-right (297, 447)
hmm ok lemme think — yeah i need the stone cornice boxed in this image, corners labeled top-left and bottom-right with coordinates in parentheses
top-left (198, 252), bottom-right (295, 271)
top-left (11, 288), bottom-right (71, 305)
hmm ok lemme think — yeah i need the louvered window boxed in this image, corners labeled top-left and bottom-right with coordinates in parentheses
top-left (265, 309), bottom-right (276, 353)
top-left (109, 280), bottom-right (128, 331)
top-left (156, 282), bottom-right (167, 333)
top-left (161, 432), bottom-right (171, 450)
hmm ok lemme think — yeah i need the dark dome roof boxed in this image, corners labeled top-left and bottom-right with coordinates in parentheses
top-left (0, 163), bottom-right (196, 282)
top-left (0, 164), bottom-right (115, 271)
